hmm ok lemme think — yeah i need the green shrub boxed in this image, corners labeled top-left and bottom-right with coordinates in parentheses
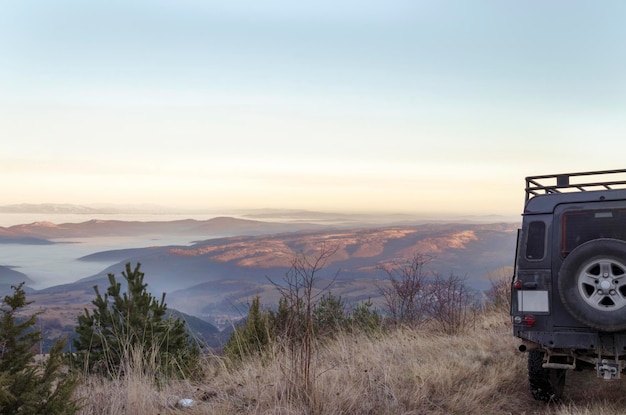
top-left (0, 283), bottom-right (79, 415)
top-left (313, 292), bottom-right (348, 337)
top-left (224, 296), bottom-right (271, 361)
top-left (350, 298), bottom-right (383, 333)
top-left (72, 262), bottom-right (199, 379)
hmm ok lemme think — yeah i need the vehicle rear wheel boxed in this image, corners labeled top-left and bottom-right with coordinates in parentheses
top-left (559, 238), bottom-right (626, 331)
top-left (528, 350), bottom-right (566, 402)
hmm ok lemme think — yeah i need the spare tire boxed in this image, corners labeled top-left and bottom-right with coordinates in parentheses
top-left (558, 238), bottom-right (626, 332)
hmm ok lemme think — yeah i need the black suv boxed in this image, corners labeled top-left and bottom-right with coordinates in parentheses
top-left (511, 169), bottom-right (626, 402)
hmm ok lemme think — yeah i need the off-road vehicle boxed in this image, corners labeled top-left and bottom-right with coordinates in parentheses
top-left (511, 169), bottom-right (626, 402)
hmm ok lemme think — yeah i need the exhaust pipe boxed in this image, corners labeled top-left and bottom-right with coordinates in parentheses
top-left (518, 341), bottom-right (541, 352)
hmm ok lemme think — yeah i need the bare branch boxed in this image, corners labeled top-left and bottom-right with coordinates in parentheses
top-left (377, 253), bottom-right (433, 327)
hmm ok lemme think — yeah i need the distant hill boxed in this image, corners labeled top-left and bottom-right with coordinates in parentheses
top-left (0, 266), bottom-right (34, 293)
top-left (20, 287), bottom-right (224, 352)
top-left (0, 216), bottom-right (323, 239)
top-left (37, 222), bottom-right (518, 319)
top-left (0, 235), bottom-right (54, 245)
top-left (170, 309), bottom-right (229, 348)
top-left (11, 219), bottom-right (520, 351)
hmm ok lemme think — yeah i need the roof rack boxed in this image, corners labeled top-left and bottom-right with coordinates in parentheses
top-left (525, 169), bottom-right (626, 203)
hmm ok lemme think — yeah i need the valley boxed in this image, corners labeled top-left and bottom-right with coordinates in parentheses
top-left (0, 215), bottom-right (519, 347)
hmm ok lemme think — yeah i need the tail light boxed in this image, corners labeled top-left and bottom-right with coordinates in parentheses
top-left (524, 315), bottom-right (536, 327)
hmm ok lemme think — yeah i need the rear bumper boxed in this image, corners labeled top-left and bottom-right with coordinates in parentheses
top-left (515, 329), bottom-right (626, 354)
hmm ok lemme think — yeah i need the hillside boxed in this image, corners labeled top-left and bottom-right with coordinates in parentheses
top-left (0, 265), bottom-right (34, 290)
top-left (71, 310), bottom-right (626, 414)
top-left (18, 290), bottom-right (225, 350)
top-left (4, 219), bottom-right (518, 348)
top-left (36, 222), bottom-right (517, 320)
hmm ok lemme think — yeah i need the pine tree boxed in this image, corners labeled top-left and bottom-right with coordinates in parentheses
top-left (313, 292), bottom-right (347, 337)
top-left (0, 283), bottom-right (79, 415)
top-left (350, 298), bottom-right (382, 333)
top-left (224, 296), bottom-right (271, 361)
top-left (73, 262), bottom-right (198, 378)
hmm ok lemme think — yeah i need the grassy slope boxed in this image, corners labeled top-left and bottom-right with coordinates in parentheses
top-left (73, 311), bottom-right (626, 415)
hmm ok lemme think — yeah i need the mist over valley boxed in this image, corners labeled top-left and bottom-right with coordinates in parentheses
top-left (0, 207), bottom-right (518, 347)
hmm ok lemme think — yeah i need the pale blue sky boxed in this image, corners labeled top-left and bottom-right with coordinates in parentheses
top-left (2, 1), bottom-right (626, 216)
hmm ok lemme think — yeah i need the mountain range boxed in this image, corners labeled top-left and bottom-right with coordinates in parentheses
top-left (0, 214), bottom-right (519, 348)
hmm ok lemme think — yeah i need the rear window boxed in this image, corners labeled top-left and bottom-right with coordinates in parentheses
top-left (525, 221), bottom-right (546, 260)
top-left (562, 209), bottom-right (626, 256)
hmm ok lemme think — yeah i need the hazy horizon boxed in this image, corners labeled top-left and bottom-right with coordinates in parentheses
top-left (0, 203), bottom-right (521, 228)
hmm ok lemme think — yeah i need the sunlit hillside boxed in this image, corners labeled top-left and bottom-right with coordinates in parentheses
top-left (6, 220), bottom-right (519, 349)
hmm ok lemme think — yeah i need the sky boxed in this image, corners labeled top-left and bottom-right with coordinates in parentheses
top-left (2, 1), bottom-right (626, 218)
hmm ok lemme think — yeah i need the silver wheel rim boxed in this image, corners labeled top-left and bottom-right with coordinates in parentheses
top-left (577, 258), bottom-right (626, 311)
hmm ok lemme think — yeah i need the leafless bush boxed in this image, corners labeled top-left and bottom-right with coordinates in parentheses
top-left (377, 253), bottom-right (433, 327)
top-left (378, 253), bottom-right (478, 333)
top-left (483, 268), bottom-right (513, 314)
top-left (268, 242), bottom-right (339, 409)
top-left (427, 272), bottom-right (478, 335)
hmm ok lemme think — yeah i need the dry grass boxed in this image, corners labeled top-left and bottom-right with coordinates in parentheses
top-left (73, 311), bottom-right (626, 415)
